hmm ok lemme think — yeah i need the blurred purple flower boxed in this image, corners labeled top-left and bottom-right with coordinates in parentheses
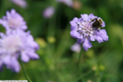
top-left (70, 14), bottom-right (108, 51)
top-left (0, 9), bottom-right (27, 31)
top-left (10, 0), bottom-right (27, 8)
top-left (0, 30), bottom-right (39, 72)
top-left (71, 43), bottom-right (81, 53)
top-left (57, 0), bottom-right (73, 7)
top-left (43, 7), bottom-right (55, 18)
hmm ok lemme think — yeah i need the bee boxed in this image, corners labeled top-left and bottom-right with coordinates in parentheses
top-left (91, 18), bottom-right (103, 28)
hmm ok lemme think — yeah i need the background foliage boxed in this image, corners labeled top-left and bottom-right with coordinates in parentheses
top-left (0, 0), bottom-right (123, 82)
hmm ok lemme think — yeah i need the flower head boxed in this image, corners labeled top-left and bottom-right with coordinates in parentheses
top-left (0, 9), bottom-right (27, 31)
top-left (10, 0), bottom-right (27, 8)
top-left (43, 7), bottom-right (55, 18)
top-left (70, 14), bottom-right (108, 51)
top-left (0, 30), bottom-right (39, 72)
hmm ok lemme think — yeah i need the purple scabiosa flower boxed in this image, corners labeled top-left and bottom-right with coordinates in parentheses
top-left (0, 9), bottom-right (27, 31)
top-left (71, 43), bottom-right (81, 53)
top-left (0, 30), bottom-right (39, 72)
top-left (10, 0), bottom-right (27, 8)
top-left (56, 0), bottom-right (73, 7)
top-left (43, 7), bottom-right (55, 18)
top-left (70, 14), bottom-right (108, 51)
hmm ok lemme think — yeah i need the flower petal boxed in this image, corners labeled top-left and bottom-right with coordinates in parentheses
top-left (95, 29), bottom-right (108, 43)
top-left (81, 14), bottom-right (89, 21)
top-left (70, 17), bottom-right (78, 30)
top-left (70, 30), bottom-right (82, 39)
top-left (11, 9), bottom-right (16, 14)
top-left (2, 55), bottom-right (11, 65)
top-left (21, 24), bottom-right (27, 30)
top-left (6, 11), bottom-right (11, 19)
top-left (21, 52), bottom-right (30, 62)
top-left (89, 14), bottom-right (97, 20)
top-left (89, 36), bottom-right (95, 41)
top-left (0, 61), bottom-right (3, 71)
top-left (83, 39), bottom-right (92, 51)
top-left (26, 51), bottom-right (39, 60)
top-left (27, 35), bottom-right (39, 49)
top-left (95, 36), bottom-right (103, 43)
top-left (77, 38), bottom-right (84, 44)
top-left (0, 19), bottom-right (9, 29)
top-left (11, 57), bottom-right (20, 72)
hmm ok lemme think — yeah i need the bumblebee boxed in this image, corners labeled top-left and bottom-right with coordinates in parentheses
top-left (92, 18), bottom-right (103, 28)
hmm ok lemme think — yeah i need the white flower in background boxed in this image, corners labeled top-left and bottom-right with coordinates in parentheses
top-left (0, 30), bottom-right (39, 72)
top-left (0, 9), bottom-right (27, 31)
top-left (43, 6), bottom-right (55, 18)
top-left (71, 43), bottom-right (81, 53)
top-left (10, 0), bottom-right (27, 8)
top-left (0, 9), bottom-right (39, 72)
top-left (57, 0), bottom-right (73, 7)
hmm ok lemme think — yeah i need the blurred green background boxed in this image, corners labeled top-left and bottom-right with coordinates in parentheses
top-left (0, 0), bottom-right (123, 82)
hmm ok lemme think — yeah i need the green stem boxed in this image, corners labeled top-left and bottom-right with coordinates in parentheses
top-left (78, 45), bottom-right (85, 82)
top-left (20, 60), bottom-right (32, 82)
top-left (78, 44), bottom-right (83, 71)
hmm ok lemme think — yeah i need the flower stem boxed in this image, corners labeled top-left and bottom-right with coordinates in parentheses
top-left (20, 60), bottom-right (32, 82)
top-left (78, 45), bottom-right (85, 81)
top-left (78, 44), bottom-right (83, 70)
